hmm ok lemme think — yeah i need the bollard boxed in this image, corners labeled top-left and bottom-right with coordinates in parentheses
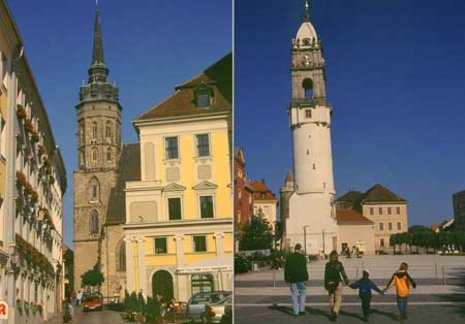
top-left (272, 267), bottom-right (276, 287)
top-left (442, 265), bottom-right (445, 285)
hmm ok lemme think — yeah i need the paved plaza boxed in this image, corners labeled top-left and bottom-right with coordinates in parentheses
top-left (235, 255), bottom-right (465, 323)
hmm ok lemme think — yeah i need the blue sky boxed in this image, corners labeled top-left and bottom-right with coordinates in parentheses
top-left (8, 0), bottom-right (231, 247)
top-left (235, 0), bottom-right (465, 227)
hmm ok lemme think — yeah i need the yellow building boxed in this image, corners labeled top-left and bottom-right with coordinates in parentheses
top-left (124, 54), bottom-right (232, 302)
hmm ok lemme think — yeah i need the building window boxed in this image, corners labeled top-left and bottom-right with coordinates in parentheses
top-left (165, 137), bottom-right (179, 160)
top-left (388, 222), bottom-right (393, 231)
top-left (302, 78), bottom-right (313, 99)
top-left (79, 149), bottom-right (85, 166)
top-left (193, 236), bottom-right (207, 252)
top-left (154, 237), bottom-right (167, 254)
top-left (264, 206), bottom-right (269, 215)
top-left (116, 241), bottom-right (126, 271)
top-left (196, 93), bottom-right (210, 108)
top-left (305, 110), bottom-right (312, 118)
top-left (106, 147), bottom-right (112, 162)
top-left (380, 238), bottom-right (385, 247)
top-left (90, 210), bottom-right (99, 234)
top-left (79, 124), bottom-right (85, 143)
top-left (396, 207), bottom-right (401, 215)
top-left (105, 120), bottom-right (112, 138)
top-left (369, 207), bottom-right (374, 215)
top-left (168, 197), bottom-right (182, 220)
top-left (191, 274), bottom-right (214, 295)
top-left (379, 222), bottom-right (384, 231)
top-left (237, 189), bottom-right (242, 199)
top-left (92, 147), bottom-right (98, 162)
top-left (378, 207), bottom-right (383, 215)
top-left (397, 222), bottom-right (402, 231)
top-left (196, 134), bottom-right (210, 157)
top-left (200, 196), bottom-right (214, 219)
top-left (90, 178), bottom-right (100, 200)
top-left (387, 207), bottom-right (392, 215)
top-left (92, 121), bottom-right (97, 138)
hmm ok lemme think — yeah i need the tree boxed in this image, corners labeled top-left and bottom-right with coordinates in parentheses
top-left (239, 212), bottom-right (273, 251)
top-left (81, 268), bottom-right (104, 288)
top-left (390, 233), bottom-right (400, 254)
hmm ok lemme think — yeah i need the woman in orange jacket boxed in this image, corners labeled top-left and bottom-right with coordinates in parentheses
top-left (384, 262), bottom-right (417, 320)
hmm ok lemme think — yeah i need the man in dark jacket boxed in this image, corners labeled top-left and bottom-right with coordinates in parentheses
top-left (324, 250), bottom-right (350, 319)
top-left (284, 243), bottom-right (309, 316)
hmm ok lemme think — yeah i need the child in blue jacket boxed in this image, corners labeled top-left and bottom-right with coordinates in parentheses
top-left (350, 269), bottom-right (384, 322)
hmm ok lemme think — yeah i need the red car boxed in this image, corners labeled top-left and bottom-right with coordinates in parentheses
top-left (83, 293), bottom-right (103, 311)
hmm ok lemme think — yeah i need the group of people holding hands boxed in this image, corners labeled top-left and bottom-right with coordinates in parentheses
top-left (285, 244), bottom-right (417, 322)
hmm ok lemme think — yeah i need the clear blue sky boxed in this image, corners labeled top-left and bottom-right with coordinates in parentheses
top-left (8, 0), bottom-right (231, 247)
top-left (236, 0), bottom-right (465, 227)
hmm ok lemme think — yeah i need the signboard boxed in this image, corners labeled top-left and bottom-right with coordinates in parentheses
top-left (0, 301), bottom-right (8, 320)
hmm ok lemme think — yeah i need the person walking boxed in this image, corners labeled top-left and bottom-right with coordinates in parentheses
top-left (349, 269), bottom-right (384, 322)
top-left (384, 262), bottom-right (417, 320)
top-left (284, 243), bottom-right (309, 317)
top-left (324, 250), bottom-right (350, 320)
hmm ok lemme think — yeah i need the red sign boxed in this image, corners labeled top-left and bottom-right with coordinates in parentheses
top-left (0, 301), bottom-right (8, 319)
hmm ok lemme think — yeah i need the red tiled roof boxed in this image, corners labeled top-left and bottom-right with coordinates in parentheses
top-left (336, 207), bottom-right (374, 224)
top-left (250, 181), bottom-right (276, 200)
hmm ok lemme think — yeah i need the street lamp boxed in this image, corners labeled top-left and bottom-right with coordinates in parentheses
top-left (303, 226), bottom-right (309, 256)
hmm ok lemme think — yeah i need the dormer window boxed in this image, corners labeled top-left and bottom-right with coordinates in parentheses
top-left (194, 83), bottom-right (213, 108)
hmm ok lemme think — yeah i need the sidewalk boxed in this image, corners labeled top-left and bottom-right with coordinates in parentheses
top-left (42, 306), bottom-right (83, 324)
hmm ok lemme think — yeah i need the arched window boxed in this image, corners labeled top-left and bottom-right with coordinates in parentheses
top-left (92, 147), bottom-right (98, 162)
top-left (105, 120), bottom-right (112, 138)
top-left (302, 78), bottom-right (314, 99)
top-left (92, 121), bottom-right (98, 138)
top-left (191, 274), bottom-right (214, 295)
top-left (90, 210), bottom-right (99, 234)
top-left (106, 147), bottom-right (112, 162)
top-left (116, 241), bottom-right (126, 271)
top-left (90, 177), bottom-right (100, 200)
top-left (79, 149), bottom-right (85, 166)
top-left (79, 124), bottom-right (85, 142)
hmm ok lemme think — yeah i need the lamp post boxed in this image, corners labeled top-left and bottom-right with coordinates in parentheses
top-left (303, 226), bottom-right (309, 255)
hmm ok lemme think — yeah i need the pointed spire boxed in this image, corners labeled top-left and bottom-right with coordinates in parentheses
top-left (304, 0), bottom-right (310, 22)
top-left (286, 169), bottom-right (294, 183)
top-left (92, 4), bottom-right (105, 64)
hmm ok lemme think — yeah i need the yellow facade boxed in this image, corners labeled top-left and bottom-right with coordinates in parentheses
top-left (124, 54), bottom-right (233, 303)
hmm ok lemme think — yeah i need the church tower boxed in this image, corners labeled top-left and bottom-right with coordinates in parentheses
top-left (73, 5), bottom-right (122, 287)
top-left (284, 1), bottom-right (338, 254)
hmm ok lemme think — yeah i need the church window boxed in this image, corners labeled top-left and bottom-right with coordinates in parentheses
top-left (90, 210), bottom-right (99, 234)
top-left (92, 121), bottom-right (98, 138)
top-left (90, 177), bottom-right (100, 200)
top-left (168, 197), bottom-right (182, 220)
top-left (154, 237), bottom-right (167, 254)
top-left (193, 235), bottom-right (207, 252)
top-left (191, 274), bottom-right (214, 295)
top-left (199, 195), bottom-right (214, 219)
top-left (105, 120), bottom-right (112, 138)
top-left (165, 137), bottom-right (179, 160)
top-left (106, 147), bottom-right (112, 162)
top-left (305, 110), bottom-right (312, 118)
top-left (116, 241), bottom-right (126, 271)
top-left (79, 149), bottom-right (85, 166)
top-left (302, 78), bottom-right (314, 99)
top-left (196, 134), bottom-right (210, 157)
top-left (92, 147), bottom-right (98, 162)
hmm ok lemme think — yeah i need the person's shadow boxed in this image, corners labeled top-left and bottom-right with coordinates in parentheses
top-left (268, 304), bottom-right (334, 321)
top-left (371, 308), bottom-right (399, 320)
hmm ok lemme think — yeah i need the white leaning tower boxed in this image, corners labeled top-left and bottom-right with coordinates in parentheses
top-left (284, 1), bottom-right (338, 255)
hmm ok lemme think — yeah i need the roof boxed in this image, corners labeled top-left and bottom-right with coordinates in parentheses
top-left (235, 146), bottom-right (246, 165)
top-left (105, 144), bottom-right (141, 225)
top-left (361, 184), bottom-right (406, 203)
top-left (336, 207), bottom-right (374, 225)
top-left (250, 181), bottom-right (276, 200)
top-left (135, 53), bottom-right (232, 121)
top-left (336, 191), bottom-right (363, 204)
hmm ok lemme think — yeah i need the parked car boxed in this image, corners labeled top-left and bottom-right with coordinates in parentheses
top-left (186, 291), bottom-right (231, 323)
top-left (83, 292), bottom-right (103, 312)
top-left (201, 294), bottom-right (232, 323)
top-left (219, 301), bottom-right (232, 324)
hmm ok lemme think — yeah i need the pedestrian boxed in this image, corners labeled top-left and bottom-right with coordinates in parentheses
top-left (70, 289), bottom-right (77, 306)
top-left (284, 243), bottom-right (309, 317)
top-left (349, 269), bottom-right (384, 322)
top-left (76, 289), bottom-right (83, 306)
top-left (384, 262), bottom-right (417, 320)
top-left (324, 250), bottom-right (350, 320)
